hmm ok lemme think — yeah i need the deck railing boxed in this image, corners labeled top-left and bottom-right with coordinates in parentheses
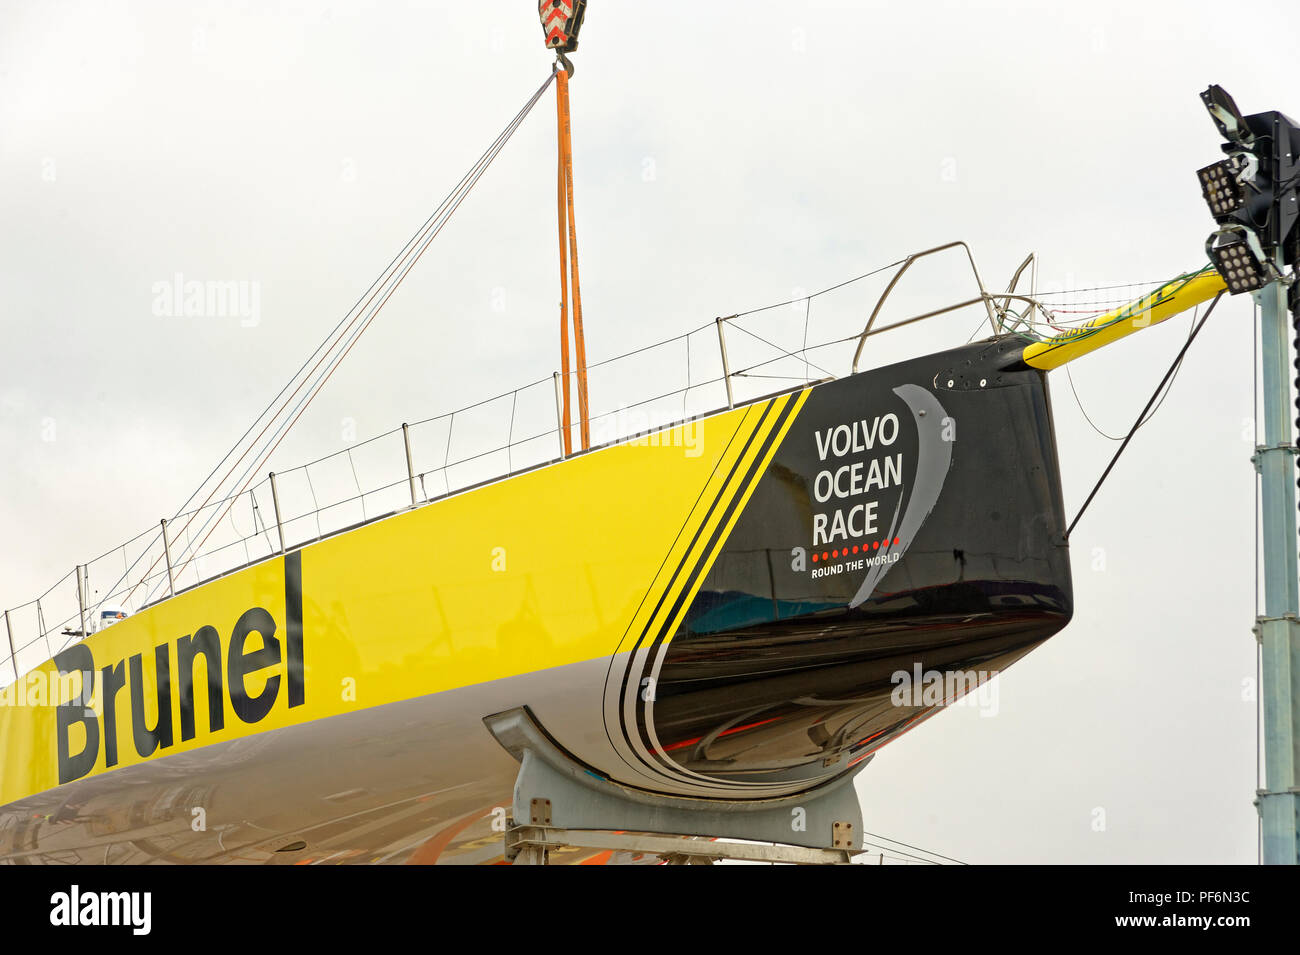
top-left (4, 243), bottom-right (1046, 687)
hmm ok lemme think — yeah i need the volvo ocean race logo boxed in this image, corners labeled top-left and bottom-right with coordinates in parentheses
top-left (807, 384), bottom-right (952, 608)
top-left (811, 412), bottom-right (903, 549)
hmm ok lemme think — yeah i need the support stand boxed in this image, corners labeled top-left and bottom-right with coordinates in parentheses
top-left (484, 707), bottom-right (865, 866)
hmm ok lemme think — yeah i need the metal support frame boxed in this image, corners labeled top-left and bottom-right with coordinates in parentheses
top-left (552, 372), bottom-right (566, 457)
top-left (852, 241), bottom-right (998, 373)
top-left (484, 706), bottom-right (865, 866)
top-left (76, 564), bottom-right (87, 636)
top-left (402, 423), bottom-right (418, 506)
top-left (268, 472), bottom-right (286, 555)
top-left (716, 317), bottom-right (735, 410)
top-left (158, 522), bottom-right (175, 599)
top-left (505, 826), bottom-right (856, 865)
top-left (997, 252), bottom-right (1036, 334)
top-left (847, 289), bottom-right (1052, 380)
top-left (1253, 260), bottom-right (1300, 865)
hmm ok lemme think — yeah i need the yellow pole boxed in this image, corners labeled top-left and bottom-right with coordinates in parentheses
top-left (1021, 269), bottom-right (1226, 371)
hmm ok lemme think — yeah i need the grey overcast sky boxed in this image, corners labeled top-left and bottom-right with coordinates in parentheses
top-left (3, 1), bottom-right (1296, 863)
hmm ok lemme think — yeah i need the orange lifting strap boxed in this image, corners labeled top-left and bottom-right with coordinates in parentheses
top-left (541, 0), bottom-right (590, 453)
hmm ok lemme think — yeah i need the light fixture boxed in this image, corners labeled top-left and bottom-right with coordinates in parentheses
top-left (1206, 227), bottom-right (1272, 294)
top-left (1196, 153), bottom-right (1255, 218)
top-left (1201, 84), bottom-right (1255, 147)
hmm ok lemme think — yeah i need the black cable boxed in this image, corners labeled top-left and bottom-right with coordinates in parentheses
top-left (858, 829), bottom-right (968, 865)
top-left (729, 257), bottom-right (908, 319)
top-left (727, 321), bottom-right (835, 380)
top-left (1066, 292), bottom-right (1224, 539)
top-left (858, 842), bottom-right (941, 865)
top-left (1066, 304), bottom-right (1199, 440)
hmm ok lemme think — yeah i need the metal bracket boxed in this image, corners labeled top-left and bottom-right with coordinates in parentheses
top-left (832, 819), bottom-right (854, 850)
top-left (1248, 443), bottom-right (1297, 473)
top-left (504, 826), bottom-right (856, 865)
top-left (484, 706), bottom-right (866, 865)
top-left (1253, 613), bottom-right (1300, 643)
top-left (529, 797), bottom-right (552, 826)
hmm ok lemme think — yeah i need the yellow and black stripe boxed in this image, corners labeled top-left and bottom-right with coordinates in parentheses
top-left (602, 389), bottom-right (809, 789)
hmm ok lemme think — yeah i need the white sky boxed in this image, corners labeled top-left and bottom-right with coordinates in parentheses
top-left (3, 0), bottom-right (1297, 863)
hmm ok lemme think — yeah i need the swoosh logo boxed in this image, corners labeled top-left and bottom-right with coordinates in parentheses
top-left (849, 384), bottom-right (952, 608)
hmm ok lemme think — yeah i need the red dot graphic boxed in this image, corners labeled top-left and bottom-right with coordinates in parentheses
top-left (872, 541), bottom-right (879, 550)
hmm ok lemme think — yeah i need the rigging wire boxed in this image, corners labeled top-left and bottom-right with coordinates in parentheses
top-left (725, 320), bottom-right (835, 381)
top-left (730, 258), bottom-right (908, 319)
top-left (96, 78), bottom-right (554, 615)
top-left (158, 74), bottom-right (557, 599)
top-left (133, 73), bottom-right (556, 605)
top-left (1065, 292), bottom-right (1224, 539)
top-left (1066, 303), bottom-right (1199, 441)
top-left (858, 830), bottom-right (968, 866)
top-left (1035, 279), bottom-right (1199, 297)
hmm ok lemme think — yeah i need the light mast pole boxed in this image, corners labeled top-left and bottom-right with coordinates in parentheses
top-left (1196, 86), bottom-right (1300, 863)
top-left (1254, 256), bottom-right (1300, 865)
